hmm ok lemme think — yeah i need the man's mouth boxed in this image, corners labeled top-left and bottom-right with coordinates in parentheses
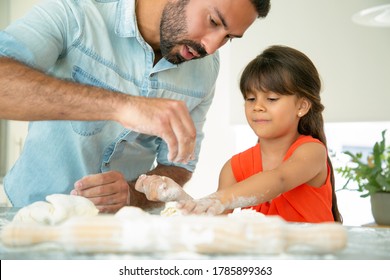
top-left (181, 45), bottom-right (198, 60)
top-left (187, 45), bottom-right (200, 57)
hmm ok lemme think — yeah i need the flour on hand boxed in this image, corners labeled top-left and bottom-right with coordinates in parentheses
top-left (13, 194), bottom-right (99, 225)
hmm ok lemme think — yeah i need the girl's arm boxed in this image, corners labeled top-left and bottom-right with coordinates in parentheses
top-left (178, 142), bottom-right (328, 215)
top-left (214, 160), bottom-right (239, 214)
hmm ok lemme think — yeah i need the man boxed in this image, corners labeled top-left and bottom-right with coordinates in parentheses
top-left (0, 0), bottom-right (271, 212)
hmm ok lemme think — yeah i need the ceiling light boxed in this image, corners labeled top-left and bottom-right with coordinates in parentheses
top-left (352, 4), bottom-right (390, 27)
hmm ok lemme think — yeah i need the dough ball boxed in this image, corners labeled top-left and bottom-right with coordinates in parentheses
top-left (115, 206), bottom-right (150, 219)
top-left (46, 194), bottom-right (99, 223)
top-left (13, 201), bottom-right (55, 224)
top-left (13, 194), bottom-right (99, 225)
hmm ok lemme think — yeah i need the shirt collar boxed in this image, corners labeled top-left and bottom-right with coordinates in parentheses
top-left (115, 0), bottom-right (137, 37)
top-left (115, 0), bottom-right (178, 70)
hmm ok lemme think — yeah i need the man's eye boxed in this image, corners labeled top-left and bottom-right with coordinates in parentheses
top-left (210, 17), bottom-right (218, 26)
top-left (222, 37), bottom-right (233, 44)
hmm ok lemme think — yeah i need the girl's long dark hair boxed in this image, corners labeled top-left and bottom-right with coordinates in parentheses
top-left (240, 45), bottom-right (342, 223)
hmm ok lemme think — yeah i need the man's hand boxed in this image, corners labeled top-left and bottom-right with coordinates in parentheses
top-left (71, 171), bottom-right (129, 213)
top-left (135, 174), bottom-right (193, 202)
top-left (117, 97), bottom-right (196, 164)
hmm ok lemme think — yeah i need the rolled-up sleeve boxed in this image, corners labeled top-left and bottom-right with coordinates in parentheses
top-left (0, 0), bottom-right (79, 71)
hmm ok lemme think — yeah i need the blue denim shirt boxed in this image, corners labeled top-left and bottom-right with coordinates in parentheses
top-left (0, 0), bottom-right (219, 207)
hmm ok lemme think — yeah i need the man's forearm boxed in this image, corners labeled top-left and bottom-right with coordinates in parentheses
top-left (0, 57), bottom-right (124, 121)
top-left (0, 57), bottom-right (198, 164)
top-left (128, 164), bottom-right (192, 211)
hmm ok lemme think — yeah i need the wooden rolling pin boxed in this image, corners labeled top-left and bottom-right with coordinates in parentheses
top-left (0, 215), bottom-right (347, 254)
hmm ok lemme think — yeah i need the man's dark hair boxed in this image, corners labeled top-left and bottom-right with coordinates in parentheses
top-left (251, 0), bottom-right (271, 18)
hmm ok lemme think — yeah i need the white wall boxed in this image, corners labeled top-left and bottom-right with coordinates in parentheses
top-left (0, 0), bottom-right (9, 28)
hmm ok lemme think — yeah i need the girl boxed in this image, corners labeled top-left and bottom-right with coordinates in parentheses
top-left (137, 45), bottom-right (342, 223)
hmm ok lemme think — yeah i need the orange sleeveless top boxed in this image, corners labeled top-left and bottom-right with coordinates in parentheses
top-left (231, 135), bottom-right (334, 223)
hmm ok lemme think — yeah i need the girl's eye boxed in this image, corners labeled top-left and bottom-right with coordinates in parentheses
top-left (245, 97), bottom-right (256, 102)
top-left (267, 97), bottom-right (279, 102)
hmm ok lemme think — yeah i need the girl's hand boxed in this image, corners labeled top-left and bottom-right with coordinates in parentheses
top-left (135, 174), bottom-right (192, 202)
top-left (176, 196), bottom-right (225, 215)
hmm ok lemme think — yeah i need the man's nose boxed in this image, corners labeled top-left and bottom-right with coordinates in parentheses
top-left (200, 33), bottom-right (228, 55)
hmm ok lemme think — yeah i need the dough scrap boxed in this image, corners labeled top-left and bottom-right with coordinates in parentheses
top-left (13, 194), bottom-right (99, 225)
top-left (160, 201), bottom-right (183, 217)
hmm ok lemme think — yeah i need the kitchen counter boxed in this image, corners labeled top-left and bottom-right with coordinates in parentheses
top-left (0, 207), bottom-right (389, 260)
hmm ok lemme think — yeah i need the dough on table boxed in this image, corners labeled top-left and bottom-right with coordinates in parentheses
top-left (115, 206), bottom-right (151, 218)
top-left (228, 208), bottom-right (266, 218)
top-left (115, 203), bottom-right (181, 218)
top-left (160, 203), bottom-right (266, 218)
top-left (160, 201), bottom-right (183, 217)
top-left (12, 194), bottom-right (99, 225)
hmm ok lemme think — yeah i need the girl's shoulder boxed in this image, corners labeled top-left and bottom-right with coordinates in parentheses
top-left (285, 135), bottom-right (325, 159)
top-left (291, 135), bottom-right (323, 149)
top-left (296, 134), bottom-right (322, 144)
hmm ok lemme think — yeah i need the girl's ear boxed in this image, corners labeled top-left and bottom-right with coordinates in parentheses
top-left (297, 98), bottom-right (311, 117)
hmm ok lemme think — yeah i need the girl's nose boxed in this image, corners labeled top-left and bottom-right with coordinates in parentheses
top-left (253, 99), bottom-right (265, 111)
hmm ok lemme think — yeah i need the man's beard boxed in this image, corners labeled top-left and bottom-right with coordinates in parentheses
top-left (160, 0), bottom-right (207, 64)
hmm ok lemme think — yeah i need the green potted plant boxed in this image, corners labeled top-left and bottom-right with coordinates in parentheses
top-left (336, 129), bottom-right (390, 225)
